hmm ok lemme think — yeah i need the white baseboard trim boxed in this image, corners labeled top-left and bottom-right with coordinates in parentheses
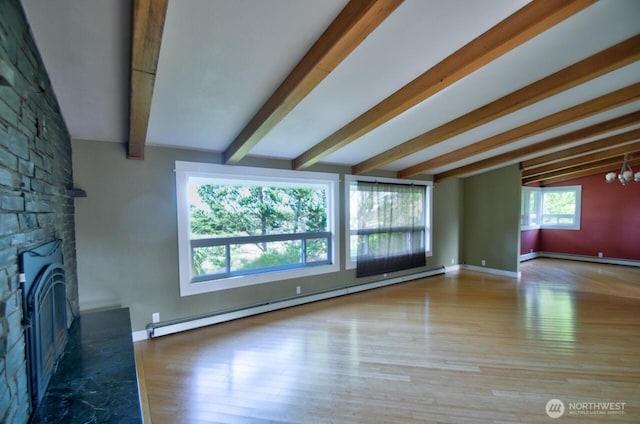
top-left (444, 264), bottom-right (461, 273)
top-left (538, 252), bottom-right (640, 268)
top-left (462, 264), bottom-right (521, 279)
top-left (519, 252), bottom-right (541, 262)
top-left (134, 267), bottom-right (447, 340)
top-left (132, 330), bottom-right (148, 342)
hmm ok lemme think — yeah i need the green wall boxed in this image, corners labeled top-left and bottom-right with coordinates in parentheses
top-left (462, 164), bottom-right (521, 273)
top-left (433, 177), bottom-right (463, 268)
top-left (72, 140), bottom-right (464, 331)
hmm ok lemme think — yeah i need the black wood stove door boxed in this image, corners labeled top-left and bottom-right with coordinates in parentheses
top-left (19, 240), bottom-right (68, 411)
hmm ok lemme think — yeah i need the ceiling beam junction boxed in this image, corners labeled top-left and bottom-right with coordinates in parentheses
top-left (535, 157), bottom-right (640, 185)
top-left (521, 128), bottom-right (640, 172)
top-left (522, 140), bottom-right (640, 179)
top-left (223, 0), bottom-right (405, 164)
top-left (523, 153), bottom-right (640, 184)
top-left (433, 111), bottom-right (640, 182)
top-left (352, 34), bottom-right (640, 175)
top-left (293, 0), bottom-right (597, 170)
top-left (398, 83), bottom-right (640, 178)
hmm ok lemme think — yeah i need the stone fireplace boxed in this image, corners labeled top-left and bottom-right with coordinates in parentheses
top-left (0, 1), bottom-right (79, 422)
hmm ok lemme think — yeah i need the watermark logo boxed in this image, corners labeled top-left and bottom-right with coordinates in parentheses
top-left (546, 399), bottom-right (565, 418)
top-left (545, 399), bottom-right (626, 418)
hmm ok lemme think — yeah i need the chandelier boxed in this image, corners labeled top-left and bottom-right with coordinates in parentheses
top-left (605, 154), bottom-right (640, 185)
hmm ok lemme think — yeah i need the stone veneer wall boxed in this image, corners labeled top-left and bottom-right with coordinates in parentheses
top-left (0, 1), bottom-right (79, 422)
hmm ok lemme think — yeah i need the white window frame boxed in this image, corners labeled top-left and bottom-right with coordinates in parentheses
top-left (521, 186), bottom-right (541, 230)
top-left (344, 175), bottom-right (433, 270)
top-left (520, 185), bottom-right (581, 231)
top-left (175, 161), bottom-right (340, 296)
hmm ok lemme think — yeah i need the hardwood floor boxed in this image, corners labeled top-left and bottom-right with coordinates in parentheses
top-left (135, 259), bottom-right (640, 423)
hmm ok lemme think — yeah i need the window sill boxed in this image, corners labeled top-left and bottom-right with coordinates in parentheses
top-left (180, 262), bottom-right (340, 296)
top-left (521, 225), bottom-right (541, 231)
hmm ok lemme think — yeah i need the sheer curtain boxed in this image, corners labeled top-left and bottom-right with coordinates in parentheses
top-left (355, 181), bottom-right (426, 277)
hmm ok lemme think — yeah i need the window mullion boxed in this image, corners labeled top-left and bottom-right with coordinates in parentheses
top-left (225, 244), bottom-right (231, 274)
top-left (301, 238), bottom-right (307, 265)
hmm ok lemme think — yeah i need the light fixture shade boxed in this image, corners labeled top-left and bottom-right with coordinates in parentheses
top-left (605, 155), bottom-right (637, 185)
top-left (619, 173), bottom-right (628, 184)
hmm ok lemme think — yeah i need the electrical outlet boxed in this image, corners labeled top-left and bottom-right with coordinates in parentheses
top-left (451, 258), bottom-right (455, 265)
top-left (152, 312), bottom-right (160, 323)
top-left (481, 259), bottom-right (486, 266)
top-left (530, 249), bottom-right (534, 253)
top-left (296, 286), bottom-right (301, 295)
top-left (598, 252), bottom-right (603, 258)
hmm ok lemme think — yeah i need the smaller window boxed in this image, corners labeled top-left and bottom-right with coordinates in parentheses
top-left (345, 175), bottom-right (432, 271)
top-left (541, 186), bottom-right (581, 230)
top-left (521, 187), bottom-right (541, 230)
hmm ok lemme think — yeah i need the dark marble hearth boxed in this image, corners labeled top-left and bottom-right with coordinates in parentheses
top-left (30, 308), bottom-right (142, 423)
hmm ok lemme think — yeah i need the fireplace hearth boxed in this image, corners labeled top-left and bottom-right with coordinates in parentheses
top-left (19, 239), bottom-right (69, 412)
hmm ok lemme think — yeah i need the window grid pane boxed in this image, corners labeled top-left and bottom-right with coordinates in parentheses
top-left (349, 180), bottom-right (430, 274)
top-left (542, 191), bottom-right (577, 227)
top-left (187, 177), bottom-right (332, 282)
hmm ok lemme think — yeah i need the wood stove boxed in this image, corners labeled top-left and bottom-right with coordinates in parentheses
top-left (19, 239), bottom-right (68, 412)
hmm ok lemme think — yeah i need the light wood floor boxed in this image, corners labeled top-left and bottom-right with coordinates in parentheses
top-left (135, 259), bottom-right (640, 423)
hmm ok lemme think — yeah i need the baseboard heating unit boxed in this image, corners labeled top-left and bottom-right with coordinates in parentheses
top-left (144, 267), bottom-right (446, 339)
top-left (520, 252), bottom-right (640, 268)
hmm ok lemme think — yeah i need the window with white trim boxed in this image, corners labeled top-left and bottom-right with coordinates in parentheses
top-left (521, 187), bottom-right (541, 229)
top-left (520, 185), bottom-right (581, 230)
top-left (175, 162), bottom-right (340, 296)
top-left (345, 175), bottom-right (432, 271)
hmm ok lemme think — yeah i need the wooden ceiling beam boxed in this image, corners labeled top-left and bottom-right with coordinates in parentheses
top-left (292, 0), bottom-right (597, 170)
top-left (433, 111), bottom-right (640, 182)
top-left (535, 158), bottom-right (640, 185)
top-left (223, 0), bottom-right (404, 164)
top-left (128, 0), bottom-right (168, 160)
top-left (398, 83), bottom-right (640, 178)
top-left (522, 127), bottom-right (640, 171)
top-left (522, 140), bottom-right (640, 178)
top-left (523, 153), bottom-right (640, 184)
top-left (353, 34), bottom-right (640, 175)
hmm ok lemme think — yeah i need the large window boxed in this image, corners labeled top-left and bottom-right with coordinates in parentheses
top-left (521, 185), bottom-right (581, 230)
top-left (176, 162), bottom-right (339, 296)
top-left (345, 175), bottom-right (432, 273)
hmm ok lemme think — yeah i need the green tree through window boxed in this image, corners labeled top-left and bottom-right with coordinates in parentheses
top-left (189, 184), bottom-right (328, 276)
top-left (542, 191), bottom-right (576, 226)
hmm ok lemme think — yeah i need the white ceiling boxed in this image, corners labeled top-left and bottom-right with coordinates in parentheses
top-left (21, 0), bottom-right (640, 179)
top-left (21, 0), bottom-right (131, 143)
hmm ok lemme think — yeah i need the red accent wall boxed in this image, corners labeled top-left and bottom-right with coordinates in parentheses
top-left (520, 229), bottom-right (540, 255)
top-left (538, 173), bottom-right (640, 260)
